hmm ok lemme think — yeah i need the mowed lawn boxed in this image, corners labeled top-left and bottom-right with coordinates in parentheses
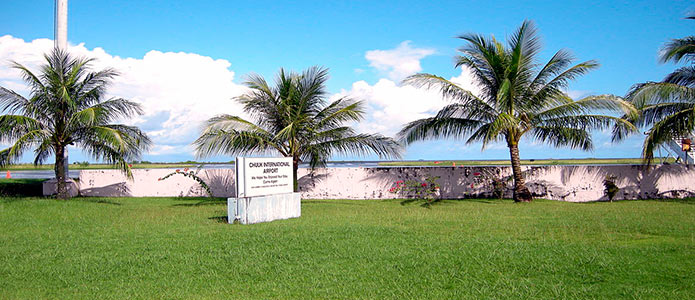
top-left (0, 197), bottom-right (694, 299)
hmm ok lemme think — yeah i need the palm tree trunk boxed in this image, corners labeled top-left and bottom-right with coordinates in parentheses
top-left (508, 142), bottom-right (532, 202)
top-left (54, 145), bottom-right (69, 199)
top-left (292, 156), bottom-right (299, 193)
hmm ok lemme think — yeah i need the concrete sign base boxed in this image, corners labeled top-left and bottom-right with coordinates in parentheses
top-left (228, 192), bottom-right (301, 224)
top-left (42, 178), bottom-right (80, 197)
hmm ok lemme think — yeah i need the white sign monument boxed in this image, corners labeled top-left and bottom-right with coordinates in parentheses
top-left (228, 157), bottom-right (301, 224)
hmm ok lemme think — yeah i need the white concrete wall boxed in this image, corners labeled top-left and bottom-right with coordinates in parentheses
top-left (78, 169), bottom-right (235, 197)
top-left (75, 165), bottom-right (695, 201)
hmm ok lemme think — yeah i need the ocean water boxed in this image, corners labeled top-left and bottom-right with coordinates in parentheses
top-left (5, 162), bottom-right (385, 179)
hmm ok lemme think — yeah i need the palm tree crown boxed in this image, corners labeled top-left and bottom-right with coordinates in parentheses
top-left (614, 16), bottom-right (695, 164)
top-left (194, 66), bottom-right (402, 191)
top-left (0, 48), bottom-right (151, 198)
top-left (399, 20), bottom-right (635, 202)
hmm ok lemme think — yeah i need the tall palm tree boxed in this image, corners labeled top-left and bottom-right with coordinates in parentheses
top-left (194, 66), bottom-right (402, 192)
top-left (0, 48), bottom-right (151, 199)
top-left (613, 15), bottom-right (695, 164)
top-left (399, 21), bottom-right (636, 202)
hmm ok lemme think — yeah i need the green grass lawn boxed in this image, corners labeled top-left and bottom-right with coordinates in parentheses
top-left (1, 197), bottom-right (693, 299)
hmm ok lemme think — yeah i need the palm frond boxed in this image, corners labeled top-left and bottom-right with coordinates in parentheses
top-left (0, 115), bottom-right (43, 143)
top-left (1, 129), bottom-right (48, 164)
top-left (662, 66), bottom-right (695, 87)
top-left (402, 73), bottom-right (495, 118)
top-left (659, 36), bottom-right (695, 64)
top-left (530, 126), bottom-right (592, 150)
top-left (315, 97), bottom-right (363, 125)
top-left (303, 133), bottom-right (402, 166)
top-left (532, 60), bottom-right (600, 102)
top-left (529, 49), bottom-right (575, 89)
top-left (536, 94), bottom-right (636, 120)
top-left (628, 82), bottom-right (695, 110)
top-left (397, 117), bottom-right (483, 145)
top-left (641, 107), bottom-right (695, 164)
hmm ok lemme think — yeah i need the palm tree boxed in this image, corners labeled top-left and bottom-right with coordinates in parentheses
top-left (613, 15), bottom-right (695, 164)
top-left (194, 66), bottom-right (402, 192)
top-left (0, 48), bottom-right (151, 199)
top-left (399, 20), bottom-right (636, 202)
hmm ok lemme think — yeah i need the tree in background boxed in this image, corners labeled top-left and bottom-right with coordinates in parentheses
top-left (613, 15), bottom-right (695, 164)
top-left (0, 49), bottom-right (151, 199)
top-left (194, 66), bottom-right (401, 191)
top-left (399, 21), bottom-right (635, 202)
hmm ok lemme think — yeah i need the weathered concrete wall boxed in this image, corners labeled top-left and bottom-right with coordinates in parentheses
top-left (228, 193), bottom-right (301, 224)
top-left (76, 165), bottom-right (695, 201)
top-left (78, 169), bottom-right (235, 197)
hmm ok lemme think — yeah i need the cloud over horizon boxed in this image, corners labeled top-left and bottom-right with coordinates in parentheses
top-left (0, 35), bottom-right (248, 159)
top-left (1, 36), bottom-right (624, 162)
top-left (364, 41), bottom-right (436, 82)
top-left (341, 41), bottom-right (481, 138)
top-left (1, 36), bottom-right (484, 160)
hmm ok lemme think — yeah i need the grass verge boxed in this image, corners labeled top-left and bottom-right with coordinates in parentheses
top-left (0, 197), bottom-right (693, 299)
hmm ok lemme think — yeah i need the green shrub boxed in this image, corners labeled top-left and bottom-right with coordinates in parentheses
top-left (604, 175), bottom-right (619, 202)
top-left (158, 168), bottom-right (213, 197)
top-left (0, 179), bottom-right (45, 196)
top-left (389, 176), bottom-right (441, 207)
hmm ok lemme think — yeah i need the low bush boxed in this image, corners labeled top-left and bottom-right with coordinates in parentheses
top-left (0, 178), bottom-right (45, 196)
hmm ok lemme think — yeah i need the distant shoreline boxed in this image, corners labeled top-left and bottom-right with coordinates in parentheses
top-left (0, 157), bottom-right (674, 171)
top-left (378, 158), bottom-right (674, 166)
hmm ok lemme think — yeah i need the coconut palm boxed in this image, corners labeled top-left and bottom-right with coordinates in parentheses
top-left (194, 66), bottom-right (402, 192)
top-left (399, 20), bottom-right (636, 202)
top-left (613, 16), bottom-right (695, 164)
top-left (0, 48), bottom-right (151, 199)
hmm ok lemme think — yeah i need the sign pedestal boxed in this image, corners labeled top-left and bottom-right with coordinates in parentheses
top-left (228, 192), bottom-right (301, 224)
top-left (229, 157), bottom-right (299, 224)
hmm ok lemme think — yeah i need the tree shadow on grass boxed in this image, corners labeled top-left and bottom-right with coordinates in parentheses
top-left (0, 196), bottom-right (122, 205)
top-left (612, 197), bottom-right (695, 205)
top-left (172, 197), bottom-right (226, 207)
top-left (73, 197), bottom-right (121, 205)
top-left (439, 198), bottom-right (512, 204)
top-left (0, 196), bottom-right (51, 203)
top-left (208, 216), bottom-right (229, 223)
top-left (654, 197), bottom-right (695, 204)
top-left (301, 199), bottom-right (370, 206)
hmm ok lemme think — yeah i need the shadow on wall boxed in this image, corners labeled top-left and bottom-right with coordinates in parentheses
top-left (74, 165), bottom-right (695, 201)
top-left (360, 166), bottom-right (517, 199)
top-left (298, 165), bottom-right (695, 201)
top-left (555, 164), bottom-right (695, 201)
top-left (298, 172), bottom-right (329, 192)
top-left (80, 182), bottom-right (131, 197)
top-left (362, 168), bottom-right (403, 199)
top-left (202, 169), bottom-right (236, 197)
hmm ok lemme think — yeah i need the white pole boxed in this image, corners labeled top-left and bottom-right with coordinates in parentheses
top-left (55, 0), bottom-right (69, 178)
top-left (55, 0), bottom-right (67, 49)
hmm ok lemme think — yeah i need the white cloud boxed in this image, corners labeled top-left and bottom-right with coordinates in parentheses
top-left (566, 89), bottom-right (590, 99)
top-left (364, 41), bottom-right (435, 81)
top-left (335, 66), bottom-right (481, 137)
top-left (343, 42), bottom-right (483, 138)
top-left (0, 35), bottom-right (247, 159)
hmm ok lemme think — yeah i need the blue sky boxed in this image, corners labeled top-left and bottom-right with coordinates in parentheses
top-left (1, 0), bottom-right (694, 162)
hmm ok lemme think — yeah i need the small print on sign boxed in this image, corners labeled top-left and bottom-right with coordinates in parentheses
top-left (236, 157), bottom-right (293, 197)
